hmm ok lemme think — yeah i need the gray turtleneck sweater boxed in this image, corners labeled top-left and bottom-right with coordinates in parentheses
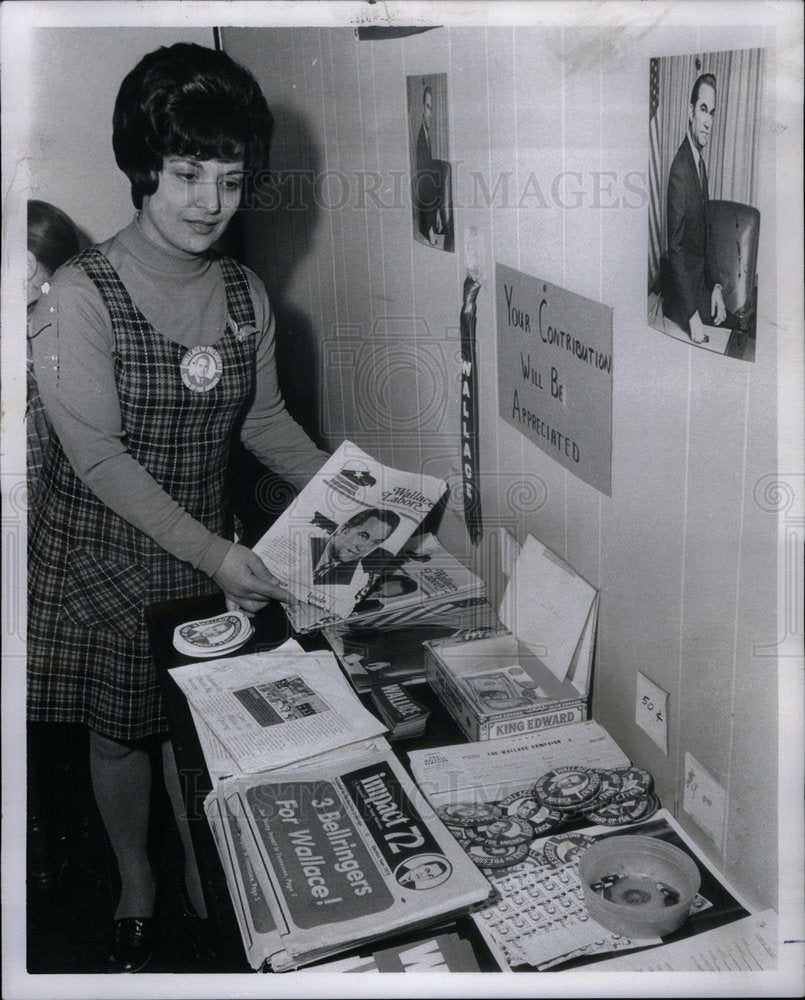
top-left (30, 217), bottom-right (328, 578)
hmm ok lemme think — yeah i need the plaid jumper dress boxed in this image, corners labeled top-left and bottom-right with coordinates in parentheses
top-left (27, 248), bottom-right (257, 740)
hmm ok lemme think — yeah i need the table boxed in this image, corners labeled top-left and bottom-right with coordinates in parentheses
top-left (146, 592), bottom-right (499, 972)
top-left (149, 595), bottom-right (750, 974)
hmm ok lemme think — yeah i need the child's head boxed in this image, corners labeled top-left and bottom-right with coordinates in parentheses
top-left (112, 43), bottom-right (274, 209)
top-left (27, 200), bottom-right (80, 307)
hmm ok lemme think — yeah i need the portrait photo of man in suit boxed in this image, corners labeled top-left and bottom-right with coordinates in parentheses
top-left (663, 73), bottom-right (730, 344)
top-left (408, 74), bottom-right (454, 252)
top-left (647, 50), bottom-right (764, 361)
top-left (309, 507), bottom-right (400, 587)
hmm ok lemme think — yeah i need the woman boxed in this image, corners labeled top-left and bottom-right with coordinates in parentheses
top-left (26, 200), bottom-right (81, 503)
top-left (28, 43), bottom-right (328, 972)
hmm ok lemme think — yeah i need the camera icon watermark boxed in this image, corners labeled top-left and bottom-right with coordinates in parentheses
top-left (752, 473), bottom-right (804, 659)
top-left (319, 317), bottom-right (456, 445)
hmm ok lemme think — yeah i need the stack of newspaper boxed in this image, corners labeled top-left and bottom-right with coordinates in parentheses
top-left (169, 645), bottom-right (492, 970)
top-left (205, 742), bottom-right (492, 970)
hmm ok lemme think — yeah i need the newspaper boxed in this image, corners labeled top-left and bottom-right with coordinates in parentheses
top-left (185, 638), bottom-right (308, 783)
top-left (168, 648), bottom-right (386, 774)
top-left (209, 743), bottom-right (493, 969)
top-left (251, 441), bottom-right (447, 633)
top-left (204, 737), bottom-right (390, 971)
top-left (407, 719), bottom-right (630, 806)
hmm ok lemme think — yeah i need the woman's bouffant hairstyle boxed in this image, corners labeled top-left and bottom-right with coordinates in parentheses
top-left (27, 200), bottom-right (81, 273)
top-left (112, 42), bottom-right (274, 208)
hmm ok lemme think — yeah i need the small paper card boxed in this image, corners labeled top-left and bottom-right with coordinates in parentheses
top-left (173, 611), bottom-right (254, 658)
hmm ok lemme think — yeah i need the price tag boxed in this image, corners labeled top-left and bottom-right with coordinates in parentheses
top-left (636, 671), bottom-right (668, 753)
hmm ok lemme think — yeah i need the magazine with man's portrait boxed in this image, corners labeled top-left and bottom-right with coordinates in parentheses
top-left (252, 440), bottom-right (447, 632)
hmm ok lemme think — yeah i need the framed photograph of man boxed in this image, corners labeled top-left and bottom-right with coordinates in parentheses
top-left (407, 73), bottom-right (455, 252)
top-left (646, 49), bottom-right (765, 362)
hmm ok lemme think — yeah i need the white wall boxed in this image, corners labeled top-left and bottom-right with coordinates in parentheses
top-left (26, 27), bottom-right (216, 244)
top-left (223, 22), bottom-right (783, 911)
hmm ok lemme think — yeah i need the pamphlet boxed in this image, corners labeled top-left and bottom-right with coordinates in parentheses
top-left (169, 648), bottom-right (386, 774)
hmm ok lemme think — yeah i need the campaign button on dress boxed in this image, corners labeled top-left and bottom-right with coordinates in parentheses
top-left (180, 345), bottom-right (223, 392)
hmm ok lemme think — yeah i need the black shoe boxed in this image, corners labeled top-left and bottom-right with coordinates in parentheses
top-left (107, 917), bottom-right (155, 973)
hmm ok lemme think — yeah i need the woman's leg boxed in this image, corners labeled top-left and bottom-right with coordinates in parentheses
top-left (88, 729), bottom-right (156, 919)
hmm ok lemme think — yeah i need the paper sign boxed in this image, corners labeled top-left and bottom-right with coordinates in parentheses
top-left (636, 671), bottom-right (669, 753)
top-left (496, 263), bottom-right (613, 495)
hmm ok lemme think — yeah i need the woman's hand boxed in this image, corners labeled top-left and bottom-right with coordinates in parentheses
top-left (213, 544), bottom-right (295, 613)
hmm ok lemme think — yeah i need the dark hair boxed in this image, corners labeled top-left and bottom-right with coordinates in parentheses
top-left (423, 85), bottom-right (432, 106)
top-left (690, 72), bottom-right (717, 108)
top-left (113, 42), bottom-right (274, 208)
top-left (27, 200), bottom-right (80, 274)
top-left (343, 508), bottom-right (400, 534)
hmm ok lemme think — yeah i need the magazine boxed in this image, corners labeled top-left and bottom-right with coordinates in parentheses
top-left (335, 532), bottom-right (486, 628)
top-left (251, 441), bottom-right (447, 633)
top-left (168, 648), bottom-right (387, 774)
top-left (208, 743), bottom-right (493, 970)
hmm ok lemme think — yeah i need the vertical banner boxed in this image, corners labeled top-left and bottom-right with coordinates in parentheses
top-left (460, 275), bottom-right (483, 543)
